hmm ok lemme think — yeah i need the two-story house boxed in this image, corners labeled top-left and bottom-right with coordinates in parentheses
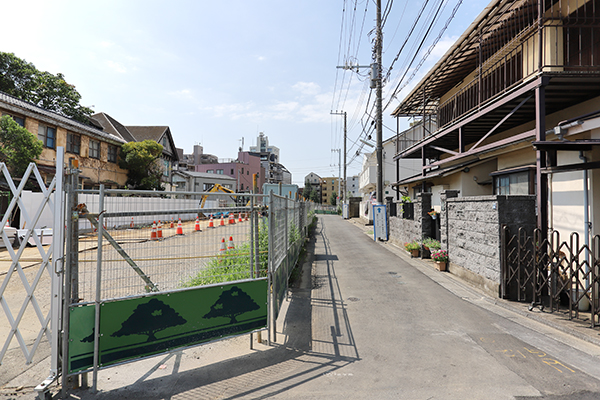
top-left (392, 0), bottom-right (600, 241)
top-left (0, 91), bottom-right (127, 189)
top-left (92, 113), bottom-right (179, 189)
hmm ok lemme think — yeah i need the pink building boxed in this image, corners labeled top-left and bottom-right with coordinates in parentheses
top-left (195, 151), bottom-right (265, 193)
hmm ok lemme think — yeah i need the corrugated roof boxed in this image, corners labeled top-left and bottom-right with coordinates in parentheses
top-left (0, 91), bottom-right (126, 144)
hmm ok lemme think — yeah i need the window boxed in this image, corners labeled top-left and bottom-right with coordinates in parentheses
top-left (9, 115), bottom-right (25, 127)
top-left (38, 124), bottom-right (56, 149)
top-left (67, 133), bottom-right (81, 154)
top-left (241, 167), bottom-right (244, 174)
top-left (163, 159), bottom-right (169, 177)
top-left (207, 169), bottom-right (214, 173)
top-left (89, 140), bottom-right (100, 159)
top-left (204, 183), bottom-right (212, 191)
top-left (107, 145), bottom-right (118, 163)
top-left (492, 168), bottom-right (535, 195)
top-left (217, 169), bottom-right (224, 174)
top-left (231, 168), bottom-right (234, 175)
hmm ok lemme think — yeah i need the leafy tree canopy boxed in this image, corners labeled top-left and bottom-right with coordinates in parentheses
top-left (0, 115), bottom-right (43, 177)
top-left (0, 52), bottom-right (94, 123)
top-left (118, 140), bottom-right (164, 190)
top-left (330, 191), bottom-right (337, 206)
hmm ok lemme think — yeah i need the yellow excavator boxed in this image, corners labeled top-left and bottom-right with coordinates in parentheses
top-left (199, 184), bottom-right (236, 209)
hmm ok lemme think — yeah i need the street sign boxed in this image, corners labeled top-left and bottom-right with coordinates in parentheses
top-left (373, 204), bottom-right (387, 241)
top-left (342, 202), bottom-right (349, 219)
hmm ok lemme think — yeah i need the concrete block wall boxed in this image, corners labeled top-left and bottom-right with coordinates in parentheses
top-left (444, 195), bottom-right (536, 284)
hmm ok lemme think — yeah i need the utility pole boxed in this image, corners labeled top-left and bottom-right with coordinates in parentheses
top-left (330, 111), bottom-right (347, 203)
top-left (375, 0), bottom-right (383, 204)
top-left (336, 0), bottom-right (383, 204)
top-left (331, 149), bottom-right (341, 205)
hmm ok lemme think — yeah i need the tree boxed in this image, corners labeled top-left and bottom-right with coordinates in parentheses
top-left (310, 189), bottom-right (320, 203)
top-left (0, 52), bottom-right (94, 124)
top-left (330, 191), bottom-right (337, 206)
top-left (111, 298), bottom-right (187, 342)
top-left (118, 140), bottom-right (164, 190)
top-left (203, 286), bottom-right (260, 324)
top-left (0, 115), bottom-right (43, 177)
top-left (303, 180), bottom-right (314, 201)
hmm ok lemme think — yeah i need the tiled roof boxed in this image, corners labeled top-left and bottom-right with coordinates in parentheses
top-left (91, 113), bottom-right (137, 142)
top-left (0, 91), bottom-right (126, 144)
top-left (125, 126), bottom-right (169, 142)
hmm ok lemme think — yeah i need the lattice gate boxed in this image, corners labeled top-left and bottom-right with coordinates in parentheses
top-left (0, 148), bottom-right (65, 399)
top-left (501, 225), bottom-right (600, 329)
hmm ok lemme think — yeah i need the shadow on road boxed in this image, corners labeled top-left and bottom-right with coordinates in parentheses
top-left (70, 217), bottom-right (361, 400)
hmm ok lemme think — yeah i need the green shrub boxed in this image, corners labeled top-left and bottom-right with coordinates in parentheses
top-left (182, 220), bottom-right (269, 287)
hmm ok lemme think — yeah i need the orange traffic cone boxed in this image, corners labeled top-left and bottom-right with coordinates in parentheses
top-left (130, 217), bottom-right (134, 228)
top-left (194, 217), bottom-right (201, 232)
top-left (157, 220), bottom-right (163, 239)
top-left (220, 215), bottom-right (225, 226)
top-left (228, 236), bottom-right (235, 250)
top-left (170, 219), bottom-right (174, 229)
top-left (245, 212), bottom-right (249, 221)
top-left (176, 218), bottom-right (184, 235)
top-left (238, 213), bottom-right (243, 223)
top-left (229, 213), bottom-right (235, 225)
top-left (219, 237), bottom-right (226, 252)
top-left (151, 221), bottom-right (157, 240)
top-left (208, 214), bottom-right (215, 228)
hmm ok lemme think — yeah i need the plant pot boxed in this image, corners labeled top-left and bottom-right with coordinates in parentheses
top-left (435, 261), bottom-right (446, 271)
top-left (431, 214), bottom-right (437, 220)
top-left (410, 249), bottom-right (420, 258)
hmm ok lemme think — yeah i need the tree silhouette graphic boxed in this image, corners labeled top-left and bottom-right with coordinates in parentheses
top-left (203, 286), bottom-right (260, 324)
top-left (111, 298), bottom-right (187, 342)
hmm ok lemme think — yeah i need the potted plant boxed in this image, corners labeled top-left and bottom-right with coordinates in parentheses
top-left (421, 237), bottom-right (441, 259)
top-left (404, 240), bottom-right (420, 258)
top-left (431, 249), bottom-right (448, 271)
top-left (427, 210), bottom-right (439, 220)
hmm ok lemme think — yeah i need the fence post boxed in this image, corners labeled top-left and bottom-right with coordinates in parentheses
top-left (268, 192), bottom-right (274, 344)
top-left (50, 148), bottom-right (65, 378)
top-left (61, 162), bottom-right (79, 397)
top-left (92, 185), bottom-right (105, 392)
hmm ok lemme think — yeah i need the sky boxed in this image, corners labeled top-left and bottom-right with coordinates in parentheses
top-left (2, 0), bottom-right (491, 186)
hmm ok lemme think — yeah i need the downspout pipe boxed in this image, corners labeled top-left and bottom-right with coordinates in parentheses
top-left (579, 151), bottom-right (590, 287)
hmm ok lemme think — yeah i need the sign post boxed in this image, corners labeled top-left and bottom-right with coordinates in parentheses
top-left (373, 204), bottom-right (388, 241)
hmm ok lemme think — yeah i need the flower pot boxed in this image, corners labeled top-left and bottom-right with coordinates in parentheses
top-left (431, 214), bottom-right (437, 220)
top-left (410, 249), bottom-right (420, 258)
top-left (435, 261), bottom-right (446, 271)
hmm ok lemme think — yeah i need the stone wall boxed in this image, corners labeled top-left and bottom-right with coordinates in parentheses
top-left (444, 195), bottom-right (536, 285)
top-left (388, 192), bottom-right (432, 247)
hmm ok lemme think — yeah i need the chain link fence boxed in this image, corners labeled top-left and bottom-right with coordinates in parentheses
top-left (68, 186), bottom-right (268, 303)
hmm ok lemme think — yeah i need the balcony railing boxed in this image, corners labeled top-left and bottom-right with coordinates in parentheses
top-left (399, 1), bottom-right (600, 141)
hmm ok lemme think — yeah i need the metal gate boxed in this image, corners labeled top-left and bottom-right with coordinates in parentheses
top-left (501, 225), bottom-right (600, 329)
top-left (0, 148), bottom-right (65, 396)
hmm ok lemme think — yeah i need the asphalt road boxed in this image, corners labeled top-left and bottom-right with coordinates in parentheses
top-left (4, 214), bottom-right (600, 399)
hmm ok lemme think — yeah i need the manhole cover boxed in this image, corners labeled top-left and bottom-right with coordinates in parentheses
top-left (347, 297), bottom-right (360, 302)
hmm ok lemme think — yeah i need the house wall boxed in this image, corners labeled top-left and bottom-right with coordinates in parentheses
top-left (551, 151), bottom-right (585, 238)
top-left (6, 111), bottom-right (127, 187)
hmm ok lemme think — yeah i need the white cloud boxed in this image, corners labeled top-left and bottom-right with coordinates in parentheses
top-left (255, 55), bottom-right (266, 62)
top-left (292, 82), bottom-right (321, 96)
top-left (430, 35), bottom-right (459, 59)
top-left (105, 60), bottom-right (127, 73)
top-left (170, 89), bottom-right (195, 100)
